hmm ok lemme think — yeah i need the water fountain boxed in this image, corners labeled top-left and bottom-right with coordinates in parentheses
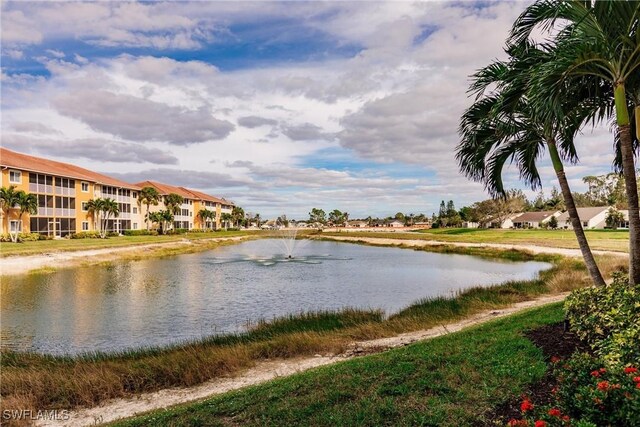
top-left (208, 224), bottom-right (348, 266)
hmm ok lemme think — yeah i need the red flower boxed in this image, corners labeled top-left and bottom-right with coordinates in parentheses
top-left (534, 421), bottom-right (547, 427)
top-left (548, 408), bottom-right (561, 417)
top-left (597, 381), bottom-right (610, 391)
top-left (624, 366), bottom-right (638, 374)
top-left (600, 368), bottom-right (607, 373)
top-left (562, 415), bottom-right (570, 422)
top-left (508, 419), bottom-right (527, 427)
top-left (550, 356), bottom-right (561, 364)
top-left (551, 386), bottom-right (558, 395)
top-left (636, 382), bottom-right (640, 390)
top-left (520, 399), bottom-right (534, 412)
top-left (591, 370), bottom-right (600, 377)
top-left (633, 376), bottom-right (640, 383)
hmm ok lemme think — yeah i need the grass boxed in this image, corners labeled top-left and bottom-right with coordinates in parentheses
top-left (112, 303), bottom-right (566, 427)
top-left (0, 230), bottom-right (262, 257)
top-left (0, 244), bottom-right (626, 416)
top-left (322, 228), bottom-right (630, 252)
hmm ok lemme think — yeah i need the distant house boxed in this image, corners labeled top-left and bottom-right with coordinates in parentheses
top-left (413, 221), bottom-right (431, 229)
top-left (462, 221), bottom-right (479, 229)
top-left (486, 213), bottom-right (523, 229)
top-left (348, 220), bottom-right (369, 228)
top-left (388, 220), bottom-right (404, 228)
top-left (512, 211), bottom-right (561, 229)
top-left (555, 207), bottom-right (609, 230)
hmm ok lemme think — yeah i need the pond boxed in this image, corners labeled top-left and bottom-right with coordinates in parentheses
top-left (0, 239), bottom-right (551, 355)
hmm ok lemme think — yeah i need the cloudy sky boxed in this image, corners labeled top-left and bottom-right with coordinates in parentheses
top-left (1, 1), bottom-right (616, 218)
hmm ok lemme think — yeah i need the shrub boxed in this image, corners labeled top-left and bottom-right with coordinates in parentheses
top-left (166, 228), bottom-right (188, 235)
top-left (565, 272), bottom-right (640, 365)
top-left (508, 355), bottom-right (640, 427)
top-left (122, 230), bottom-right (158, 236)
top-left (0, 232), bottom-right (42, 242)
top-left (70, 231), bottom-right (101, 239)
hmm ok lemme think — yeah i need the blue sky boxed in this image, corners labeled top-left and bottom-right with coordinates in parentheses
top-left (1, 1), bottom-right (615, 218)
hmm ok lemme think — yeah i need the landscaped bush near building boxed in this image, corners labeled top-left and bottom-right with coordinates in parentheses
top-left (0, 232), bottom-right (43, 242)
top-left (122, 230), bottom-right (158, 236)
top-left (166, 228), bottom-right (188, 235)
top-left (70, 231), bottom-right (102, 239)
top-left (565, 272), bottom-right (640, 365)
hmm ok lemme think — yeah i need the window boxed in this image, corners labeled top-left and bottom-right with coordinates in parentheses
top-left (82, 221), bottom-right (89, 231)
top-left (583, 221), bottom-right (589, 227)
top-left (133, 223), bottom-right (138, 230)
top-left (9, 170), bottom-right (21, 184)
top-left (81, 182), bottom-right (89, 192)
top-left (133, 207), bottom-right (138, 214)
top-left (133, 192), bottom-right (137, 199)
top-left (10, 220), bottom-right (22, 233)
top-left (81, 202), bottom-right (88, 211)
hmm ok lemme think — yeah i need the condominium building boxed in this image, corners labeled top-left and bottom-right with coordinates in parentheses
top-left (135, 181), bottom-right (234, 230)
top-left (0, 148), bottom-right (235, 236)
top-left (1, 148), bottom-right (142, 237)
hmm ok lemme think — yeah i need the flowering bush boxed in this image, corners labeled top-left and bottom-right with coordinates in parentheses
top-left (507, 354), bottom-right (640, 427)
top-left (564, 272), bottom-right (640, 365)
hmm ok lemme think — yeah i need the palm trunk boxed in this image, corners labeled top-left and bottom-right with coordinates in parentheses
top-left (146, 203), bottom-right (150, 231)
top-left (548, 139), bottom-right (605, 286)
top-left (614, 84), bottom-right (640, 284)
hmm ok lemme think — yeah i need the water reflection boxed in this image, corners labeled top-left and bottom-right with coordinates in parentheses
top-left (1, 239), bottom-right (550, 355)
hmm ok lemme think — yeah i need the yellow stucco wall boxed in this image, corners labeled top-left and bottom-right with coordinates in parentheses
top-left (1, 168), bottom-right (31, 234)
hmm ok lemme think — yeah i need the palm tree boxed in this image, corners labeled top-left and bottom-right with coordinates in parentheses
top-left (220, 213), bottom-right (232, 230)
top-left (231, 206), bottom-right (245, 228)
top-left (101, 198), bottom-right (120, 237)
top-left (197, 209), bottom-right (215, 231)
top-left (149, 209), bottom-right (173, 234)
top-left (0, 186), bottom-right (20, 238)
top-left (139, 186), bottom-right (161, 230)
top-left (510, 0), bottom-right (640, 282)
top-left (457, 42), bottom-right (606, 286)
top-left (164, 193), bottom-right (184, 215)
top-left (15, 192), bottom-right (37, 241)
top-left (86, 198), bottom-right (105, 235)
top-left (254, 213), bottom-right (262, 228)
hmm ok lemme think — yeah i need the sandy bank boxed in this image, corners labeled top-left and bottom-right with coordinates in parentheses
top-left (0, 236), bottom-right (251, 276)
top-left (36, 293), bottom-right (567, 427)
top-left (316, 235), bottom-right (628, 258)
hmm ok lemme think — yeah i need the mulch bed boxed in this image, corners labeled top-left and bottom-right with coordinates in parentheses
top-left (477, 322), bottom-right (590, 426)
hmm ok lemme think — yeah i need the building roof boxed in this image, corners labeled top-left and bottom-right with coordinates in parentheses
top-left (1, 147), bottom-right (140, 190)
top-left (556, 207), bottom-right (609, 223)
top-left (135, 180), bottom-right (234, 206)
top-left (135, 181), bottom-right (196, 199)
top-left (513, 211), bottom-right (559, 223)
top-left (179, 187), bottom-right (233, 206)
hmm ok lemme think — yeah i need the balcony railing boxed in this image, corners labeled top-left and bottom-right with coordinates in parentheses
top-left (54, 187), bottom-right (76, 196)
top-left (54, 208), bottom-right (76, 217)
top-left (37, 207), bottom-right (54, 216)
top-left (29, 184), bottom-right (54, 194)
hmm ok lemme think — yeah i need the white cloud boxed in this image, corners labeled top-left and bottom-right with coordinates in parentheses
top-left (1, 0), bottom-right (622, 217)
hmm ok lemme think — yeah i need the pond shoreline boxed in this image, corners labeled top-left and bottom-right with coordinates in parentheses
top-left (0, 235), bottom-right (256, 276)
top-left (0, 231), bottom-right (627, 277)
top-left (35, 293), bottom-right (568, 427)
top-left (1, 241), bottom-right (627, 425)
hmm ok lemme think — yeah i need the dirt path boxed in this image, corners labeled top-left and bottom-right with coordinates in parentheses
top-left (36, 293), bottom-right (567, 427)
top-left (0, 236), bottom-right (251, 276)
top-left (317, 235), bottom-right (628, 258)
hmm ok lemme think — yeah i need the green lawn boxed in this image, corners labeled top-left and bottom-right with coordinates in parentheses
top-left (113, 303), bottom-right (563, 427)
top-left (0, 230), bottom-right (261, 257)
top-left (325, 228), bottom-right (630, 253)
